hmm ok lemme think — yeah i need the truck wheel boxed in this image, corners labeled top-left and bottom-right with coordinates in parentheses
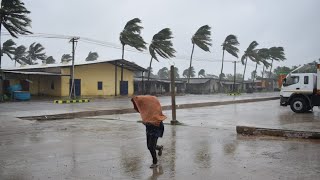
top-left (290, 98), bottom-right (307, 113)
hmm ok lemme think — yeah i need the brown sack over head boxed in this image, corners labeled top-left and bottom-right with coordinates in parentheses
top-left (131, 95), bottom-right (167, 126)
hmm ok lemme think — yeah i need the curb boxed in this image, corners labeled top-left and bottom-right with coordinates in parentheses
top-left (236, 126), bottom-right (320, 139)
top-left (20, 96), bottom-right (279, 121)
top-left (54, 99), bottom-right (90, 104)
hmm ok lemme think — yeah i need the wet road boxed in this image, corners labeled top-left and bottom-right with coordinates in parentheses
top-left (0, 92), bottom-right (278, 117)
top-left (88, 100), bottom-right (320, 132)
top-left (1, 100), bottom-right (320, 179)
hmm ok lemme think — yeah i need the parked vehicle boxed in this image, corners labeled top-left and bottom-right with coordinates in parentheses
top-left (280, 65), bottom-right (320, 113)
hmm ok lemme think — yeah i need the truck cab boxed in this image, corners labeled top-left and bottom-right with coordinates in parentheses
top-left (280, 73), bottom-right (317, 113)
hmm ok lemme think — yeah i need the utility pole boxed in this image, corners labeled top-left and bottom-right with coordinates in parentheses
top-left (69, 37), bottom-right (79, 99)
top-left (232, 61), bottom-right (240, 92)
top-left (170, 65), bottom-right (179, 125)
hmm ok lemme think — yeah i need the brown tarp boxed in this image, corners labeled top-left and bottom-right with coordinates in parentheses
top-left (131, 95), bottom-right (167, 126)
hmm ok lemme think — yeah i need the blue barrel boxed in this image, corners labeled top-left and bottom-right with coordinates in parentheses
top-left (14, 91), bottom-right (31, 101)
top-left (7, 84), bottom-right (22, 93)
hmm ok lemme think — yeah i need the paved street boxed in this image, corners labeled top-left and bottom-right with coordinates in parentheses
top-left (1, 98), bottom-right (320, 179)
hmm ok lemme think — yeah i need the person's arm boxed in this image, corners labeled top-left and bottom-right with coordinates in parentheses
top-left (131, 98), bottom-right (139, 113)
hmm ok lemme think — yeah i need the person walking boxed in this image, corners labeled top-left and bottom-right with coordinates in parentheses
top-left (131, 95), bottom-right (166, 168)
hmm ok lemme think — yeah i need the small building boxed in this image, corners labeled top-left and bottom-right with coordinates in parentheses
top-left (2, 59), bottom-right (146, 97)
top-left (134, 77), bottom-right (186, 95)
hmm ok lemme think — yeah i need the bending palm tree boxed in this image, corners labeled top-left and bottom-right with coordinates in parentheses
top-left (13, 45), bottom-right (26, 66)
top-left (26, 42), bottom-right (46, 64)
top-left (188, 25), bottom-right (212, 84)
top-left (268, 47), bottom-right (286, 79)
top-left (0, 0), bottom-right (32, 68)
top-left (45, 56), bottom-right (56, 64)
top-left (61, 54), bottom-right (72, 63)
top-left (120, 18), bottom-right (146, 81)
top-left (2, 39), bottom-right (16, 62)
top-left (85, 51), bottom-right (99, 61)
top-left (148, 28), bottom-right (175, 81)
top-left (219, 34), bottom-right (239, 92)
top-left (241, 41), bottom-right (259, 90)
top-left (252, 48), bottom-right (270, 85)
top-left (198, 69), bottom-right (205, 77)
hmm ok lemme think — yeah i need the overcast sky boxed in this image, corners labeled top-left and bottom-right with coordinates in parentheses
top-left (1, 0), bottom-right (320, 79)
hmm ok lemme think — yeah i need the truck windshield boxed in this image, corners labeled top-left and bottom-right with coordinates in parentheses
top-left (283, 76), bottom-right (299, 86)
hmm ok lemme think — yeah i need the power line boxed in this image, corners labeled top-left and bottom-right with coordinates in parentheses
top-left (1, 31), bottom-right (259, 67)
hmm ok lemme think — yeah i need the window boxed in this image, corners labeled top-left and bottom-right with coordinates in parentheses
top-left (51, 81), bottom-right (54, 90)
top-left (97, 81), bottom-right (103, 90)
top-left (283, 76), bottom-right (299, 87)
top-left (304, 76), bottom-right (309, 84)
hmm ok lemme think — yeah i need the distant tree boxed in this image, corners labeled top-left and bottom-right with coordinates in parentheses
top-left (183, 66), bottom-right (195, 78)
top-left (157, 67), bottom-right (169, 79)
top-left (169, 67), bottom-right (180, 79)
top-left (219, 35), bottom-right (239, 86)
top-left (26, 42), bottom-right (46, 64)
top-left (268, 47), bottom-right (286, 79)
top-left (13, 45), bottom-right (26, 66)
top-left (45, 56), bottom-right (55, 64)
top-left (61, 54), bottom-right (72, 63)
top-left (2, 39), bottom-right (16, 60)
top-left (241, 41), bottom-right (260, 89)
top-left (219, 73), bottom-right (225, 80)
top-left (148, 28), bottom-right (176, 82)
top-left (198, 69), bottom-right (205, 77)
top-left (85, 51), bottom-right (99, 61)
top-left (188, 25), bottom-right (212, 83)
top-left (225, 73), bottom-right (243, 81)
top-left (206, 74), bottom-right (219, 78)
top-left (0, 0), bottom-right (32, 68)
top-left (119, 18), bottom-right (146, 81)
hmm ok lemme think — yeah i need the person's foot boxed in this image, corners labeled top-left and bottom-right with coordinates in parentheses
top-left (158, 145), bottom-right (163, 156)
top-left (150, 163), bottom-right (158, 168)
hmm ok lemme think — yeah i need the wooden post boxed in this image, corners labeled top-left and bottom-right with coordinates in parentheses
top-left (170, 65), bottom-right (179, 125)
top-left (115, 61), bottom-right (117, 96)
top-left (141, 71), bottom-right (144, 95)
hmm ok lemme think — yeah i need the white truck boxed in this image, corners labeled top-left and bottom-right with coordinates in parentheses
top-left (280, 64), bottom-right (320, 113)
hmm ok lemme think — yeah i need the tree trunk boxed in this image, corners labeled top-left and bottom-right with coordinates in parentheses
top-left (147, 57), bottom-right (153, 94)
top-left (252, 62), bottom-right (258, 90)
top-left (242, 57), bottom-right (248, 91)
top-left (121, 45), bottom-right (124, 81)
top-left (187, 44), bottom-right (195, 84)
top-left (269, 59), bottom-right (274, 79)
top-left (262, 65), bottom-right (265, 78)
top-left (218, 49), bottom-right (225, 92)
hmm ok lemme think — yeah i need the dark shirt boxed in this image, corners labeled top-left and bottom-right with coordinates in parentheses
top-left (145, 121), bottom-right (164, 138)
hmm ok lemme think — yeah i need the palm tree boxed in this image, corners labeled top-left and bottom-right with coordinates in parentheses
top-left (198, 69), bottom-right (205, 77)
top-left (45, 56), bottom-right (55, 64)
top-left (85, 51), bottom-right (99, 61)
top-left (157, 67), bottom-right (169, 79)
top-left (119, 18), bottom-right (146, 81)
top-left (241, 41), bottom-right (259, 90)
top-left (219, 35), bottom-right (239, 91)
top-left (2, 39), bottom-right (16, 61)
top-left (188, 25), bottom-right (212, 83)
top-left (0, 0), bottom-right (32, 68)
top-left (183, 66), bottom-right (195, 78)
top-left (252, 48), bottom-right (271, 85)
top-left (147, 28), bottom-right (176, 82)
top-left (26, 42), bottom-right (46, 64)
top-left (61, 54), bottom-right (72, 63)
top-left (268, 47), bottom-right (286, 79)
top-left (13, 45), bottom-right (26, 66)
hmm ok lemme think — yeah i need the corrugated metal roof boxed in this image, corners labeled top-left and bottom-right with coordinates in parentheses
top-left (4, 59), bottom-right (147, 72)
top-left (3, 71), bottom-right (70, 76)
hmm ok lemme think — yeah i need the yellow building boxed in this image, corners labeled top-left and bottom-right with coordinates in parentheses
top-left (3, 59), bottom-right (146, 97)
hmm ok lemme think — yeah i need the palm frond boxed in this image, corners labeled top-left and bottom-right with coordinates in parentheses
top-left (2, 39), bottom-right (16, 59)
top-left (269, 47), bottom-right (286, 61)
top-left (119, 18), bottom-right (146, 51)
top-left (45, 56), bottom-right (56, 64)
top-left (192, 25), bottom-right (212, 52)
top-left (61, 54), bottom-right (72, 63)
top-left (149, 28), bottom-right (176, 61)
top-left (1, 0), bottom-right (32, 38)
top-left (85, 51), bottom-right (99, 61)
top-left (247, 41), bottom-right (259, 52)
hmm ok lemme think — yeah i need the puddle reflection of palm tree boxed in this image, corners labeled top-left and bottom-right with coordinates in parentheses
top-left (148, 165), bottom-right (163, 180)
